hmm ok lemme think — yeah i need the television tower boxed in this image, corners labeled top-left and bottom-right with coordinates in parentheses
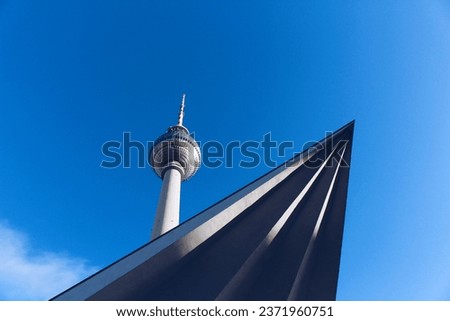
top-left (149, 94), bottom-right (201, 239)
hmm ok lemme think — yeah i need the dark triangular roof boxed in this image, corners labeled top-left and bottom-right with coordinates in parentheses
top-left (52, 121), bottom-right (354, 301)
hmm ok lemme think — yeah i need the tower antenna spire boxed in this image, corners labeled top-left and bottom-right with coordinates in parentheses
top-left (177, 94), bottom-right (186, 126)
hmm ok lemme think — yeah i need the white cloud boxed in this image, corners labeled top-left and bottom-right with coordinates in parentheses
top-left (0, 222), bottom-right (98, 300)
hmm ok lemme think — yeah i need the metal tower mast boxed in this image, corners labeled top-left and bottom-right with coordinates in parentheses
top-left (148, 94), bottom-right (201, 239)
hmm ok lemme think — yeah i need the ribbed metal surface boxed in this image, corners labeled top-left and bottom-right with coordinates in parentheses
top-left (52, 121), bottom-right (354, 301)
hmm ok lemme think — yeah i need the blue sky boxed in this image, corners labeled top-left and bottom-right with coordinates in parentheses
top-left (1, 0), bottom-right (450, 300)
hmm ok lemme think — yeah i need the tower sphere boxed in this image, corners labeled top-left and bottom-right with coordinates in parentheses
top-left (149, 124), bottom-right (201, 181)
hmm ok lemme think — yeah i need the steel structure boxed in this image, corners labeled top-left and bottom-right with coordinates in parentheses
top-left (52, 120), bottom-right (354, 301)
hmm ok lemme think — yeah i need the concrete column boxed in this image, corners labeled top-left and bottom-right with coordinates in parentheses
top-left (151, 166), bottom-right (182, 239)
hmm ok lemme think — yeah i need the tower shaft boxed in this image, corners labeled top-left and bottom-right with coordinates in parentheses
top-left (151, 167), bottom-right (182, 239)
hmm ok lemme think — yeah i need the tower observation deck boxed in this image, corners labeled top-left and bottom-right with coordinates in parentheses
top-left (148, 94), bottom-right (201, 239)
